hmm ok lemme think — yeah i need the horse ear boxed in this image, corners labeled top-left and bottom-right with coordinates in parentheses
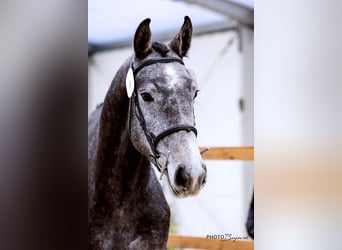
top-left (134, 18), bottom-right (152, 59)
top-left (169, 16), bottom-right (193, 58)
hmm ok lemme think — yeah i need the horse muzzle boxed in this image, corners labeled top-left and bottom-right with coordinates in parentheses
top-left (172, 162), bottom-right (207, 197)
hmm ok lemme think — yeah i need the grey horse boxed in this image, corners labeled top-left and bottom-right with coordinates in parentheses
top-left (88, 16), bottom-right (206, 249)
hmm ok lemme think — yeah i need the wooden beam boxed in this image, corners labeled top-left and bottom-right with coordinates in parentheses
top-left (167, 235), bottom-right (254, 249)
top-left (199, 146), bottom-right (254, 160)
top-left (182, 0), bottom-right (254, 27)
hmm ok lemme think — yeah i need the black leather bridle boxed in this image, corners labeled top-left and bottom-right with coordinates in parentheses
top-left (128, 57), bottom-right (198, 173)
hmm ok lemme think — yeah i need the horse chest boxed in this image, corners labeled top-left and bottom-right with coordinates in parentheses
top-left (110, 176), bottom-right (170, 249)
top-left (109, 197), bottom-right (170, 249)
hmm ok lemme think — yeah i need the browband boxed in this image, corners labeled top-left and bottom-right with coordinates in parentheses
top-left (132, 57), bottom-right (184, 76)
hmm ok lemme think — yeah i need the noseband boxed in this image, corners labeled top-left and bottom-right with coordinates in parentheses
top-left (128, 57), bottom-right (198, 173)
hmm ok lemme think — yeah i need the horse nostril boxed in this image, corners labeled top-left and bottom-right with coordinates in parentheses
top-left (201, 174), bottom-right (207, 186)
top-left (200, 164), bottom-right (207, 186)
top-left (175, 164), bottom-right (189, 188)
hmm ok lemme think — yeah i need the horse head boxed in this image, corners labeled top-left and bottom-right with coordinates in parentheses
top-left (128, 16), bottom-right (206, 197)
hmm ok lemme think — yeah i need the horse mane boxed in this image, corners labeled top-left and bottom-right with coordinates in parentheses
top-left (152, 42), bottom-right (169, 57)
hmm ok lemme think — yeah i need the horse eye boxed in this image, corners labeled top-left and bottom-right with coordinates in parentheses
top-left (194, 90), bottom-right (200, 99)
top-left (141, 92), bottom-right (154, 102)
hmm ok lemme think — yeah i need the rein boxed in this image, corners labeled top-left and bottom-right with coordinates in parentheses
top-left (128, 57), bottom-right (198, 176)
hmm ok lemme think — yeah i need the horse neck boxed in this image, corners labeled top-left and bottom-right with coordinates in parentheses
top-left (94, 61), bottom-right (150, 207)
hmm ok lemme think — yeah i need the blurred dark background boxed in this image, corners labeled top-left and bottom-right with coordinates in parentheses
top-left (0, 1), bottom-right (87, 249)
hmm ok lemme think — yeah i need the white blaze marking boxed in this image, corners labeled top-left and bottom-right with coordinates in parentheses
top-left (164, 65), bottom-right (179, 87)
